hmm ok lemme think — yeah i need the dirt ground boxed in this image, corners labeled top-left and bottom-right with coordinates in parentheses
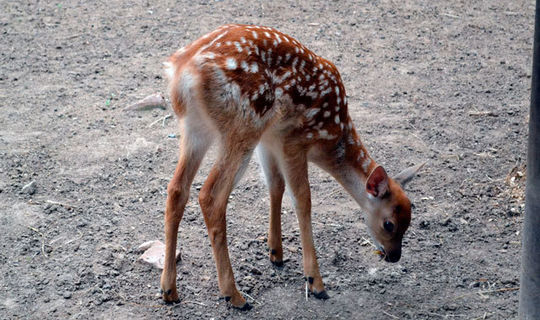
top-left (0, 0), bottom-right (533, 319)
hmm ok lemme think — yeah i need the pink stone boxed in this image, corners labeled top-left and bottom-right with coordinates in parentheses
top-left (138, 240), bottom-right (180, 269)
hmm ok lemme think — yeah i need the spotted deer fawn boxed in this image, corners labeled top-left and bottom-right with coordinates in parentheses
top-left (160, 24), bottom-right (423, 310)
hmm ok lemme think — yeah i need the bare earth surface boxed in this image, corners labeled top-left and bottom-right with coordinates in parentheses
top-left (0, 0), bottom-right (532, 319)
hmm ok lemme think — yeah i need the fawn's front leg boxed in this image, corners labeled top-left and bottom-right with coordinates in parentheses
top-left (282, 151), bottom-right (328, 299)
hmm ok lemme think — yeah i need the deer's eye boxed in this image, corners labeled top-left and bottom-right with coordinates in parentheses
top-left (383, 220), bottom-right (394, 233)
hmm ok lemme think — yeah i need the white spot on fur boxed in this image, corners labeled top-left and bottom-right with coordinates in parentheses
top-left (306, 91), bottom-right (318, 99)
top-left (305, 108), bottom-right (320, 119)
top-left (285, 53), bottom-right (291, 62)
top-left (241, 60), bottom-right (249, 72)
top-left (226, 58), bottom-right (237, 70)
top-left (275, 87), bottom-right (283, 99)
top-left (234, 42), bottom-right (243, 52)
top-left (241, 37), bottom-right (247, 44)
top-left (264, 32), bottom-right (270, 38)
top-left (250, 63), bottom-right (259, 73)
top-left (320, 87), bottom-right (332, 97)
top-left (267, 49), bottom-right (273, 65)
top-left (323, 111), bottom-right (331, 118)
top-left (318, 129), bottom-right (336, 140)
top-left (252, 31), bottom-right (258, 39)
top-left (334, 114), bottom-right (340, 124)
top-left (306, 132), bottom-right (313, 139)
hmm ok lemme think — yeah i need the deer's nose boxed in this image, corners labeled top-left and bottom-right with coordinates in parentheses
top-left (384, 249), bottom-right (401, 263)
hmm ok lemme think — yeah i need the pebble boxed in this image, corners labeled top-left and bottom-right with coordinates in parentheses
top-left (21, 181), bottom-right (36, 195)
top-left (250, 267), bottom-right (262, 275)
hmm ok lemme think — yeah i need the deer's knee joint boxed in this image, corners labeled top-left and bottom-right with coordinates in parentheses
top-left (167, 183), bottom-right (189, 204)
top-left (198, 186), bottom-right (213, 212)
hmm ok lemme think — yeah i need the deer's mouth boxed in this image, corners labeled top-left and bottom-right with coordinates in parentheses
top-left (374, 247), bottom-right (386, 261)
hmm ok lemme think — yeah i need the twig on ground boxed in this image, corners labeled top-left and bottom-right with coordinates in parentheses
top-left (453, 287), bottom-right (519, 300)
top-left (305, 282), bottom-right (308, 301)
top-left (427, 312), bottom-right (468, 318)
top-left (382, 310), bottom-right (399, 319)
top-left (240, 291), bottom-right (261, 306)
top-left (477, 287), bottom-right (519, 295)
top-left (27, 226), bottom-right (47, 257)
top-left (46, 199), bottom-right (76, 209)
top-left (162, 114), bottom-right (172, 127)
top-left (442, 13), bottom-right (460, 19)
top-left (64, 33), bottom-right (84, 40)
top-left (148, 114), bottom-right (172, 128)
top-left (181, 300), bottom-right (207, 307)
top-left (469, 111), bottom-right (498, 117)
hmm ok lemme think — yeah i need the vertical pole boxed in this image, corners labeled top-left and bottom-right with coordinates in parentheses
top-left (519, 0), bottom-right (540, 318)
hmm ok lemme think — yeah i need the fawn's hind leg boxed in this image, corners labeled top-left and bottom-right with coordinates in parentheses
top-left (161, 118), bottom-right (213, 303)
top-left (198, 138), bottom-right (257, 310)
top-left (256, 144), bottom-right (286, 266)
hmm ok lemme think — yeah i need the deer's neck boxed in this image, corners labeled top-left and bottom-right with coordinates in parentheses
top-left (318, 125), bottom-right (378, 210)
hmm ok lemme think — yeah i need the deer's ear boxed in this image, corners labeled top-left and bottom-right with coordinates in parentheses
top-left (366, 166), bottom-right (389, 198)
top-left (393, 162), bottom-right (426, 187)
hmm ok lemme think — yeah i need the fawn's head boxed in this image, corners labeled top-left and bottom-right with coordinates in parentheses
top-left (363, 164), bottom-right (424, 263)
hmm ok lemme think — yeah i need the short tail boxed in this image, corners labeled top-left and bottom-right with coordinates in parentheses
top-left (163, 61), bottom-right (186, 118)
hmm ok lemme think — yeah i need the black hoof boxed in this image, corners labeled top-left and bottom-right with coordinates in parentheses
top-left (162, 298), bottom-right (180, 305)
top-left (235, 302), bottom-right (253, 311)
top-left (312, 290), bottom-right (330, 300)
top-left (160, 289), bottom-right (179, 304)
top-left (271, 259), bottom-right (284, 267)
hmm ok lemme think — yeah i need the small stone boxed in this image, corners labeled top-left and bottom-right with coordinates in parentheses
top-left (441, 218), bottom-right (452, 226)
top-left (63, 291), bottom-right (72, 299)
top-left (250, 267), bottom-right (262, 275)
top-left (443, 304), bottom-right (458, 311)
top-left (21, 181), bottom-right (36, 195)
top-left (138, 240), bottom-right (180, 269)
